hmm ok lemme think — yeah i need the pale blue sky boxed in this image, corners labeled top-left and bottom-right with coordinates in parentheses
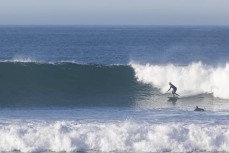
top-left (0, 0), bottom-right (228, 25)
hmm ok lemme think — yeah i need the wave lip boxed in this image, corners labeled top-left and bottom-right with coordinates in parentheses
top-left (131, 62), bottom-right (229, 99)
top-left (1, 120), bottom-right (229, 152)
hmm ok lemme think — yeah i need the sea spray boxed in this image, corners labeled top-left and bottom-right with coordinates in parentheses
top-left (131, 62), bottom-right (229, 99)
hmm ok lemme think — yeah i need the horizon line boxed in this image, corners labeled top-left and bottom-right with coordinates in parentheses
top-left (0, 24), bottom-right (229, 27)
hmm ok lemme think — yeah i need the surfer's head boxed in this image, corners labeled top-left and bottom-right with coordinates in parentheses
top-left (169, 82), bottom-right (171, 85)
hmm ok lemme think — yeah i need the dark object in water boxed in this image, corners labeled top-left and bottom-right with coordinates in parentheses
top-left (194, 106), bottom-right (204, 111)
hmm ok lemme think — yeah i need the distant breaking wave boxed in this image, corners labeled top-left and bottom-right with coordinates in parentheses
top-left (131, 62), bottom-right (229, 99)
top-left (1, 57), bottom-right (81, 64)
top-left (1, 120), bottom-right (229, 152)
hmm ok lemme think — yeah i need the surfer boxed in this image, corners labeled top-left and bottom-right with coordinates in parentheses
top-left (194, 106), bottom-right (204, 111)
top-left (167, 82), bottom-right (179, 97)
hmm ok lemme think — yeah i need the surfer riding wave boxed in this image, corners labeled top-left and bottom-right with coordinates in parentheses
top-left (168, 82), bottom-right (179, 97)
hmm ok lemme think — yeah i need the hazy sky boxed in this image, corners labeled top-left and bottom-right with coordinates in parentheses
top-left (0, 0), bottom-right (229, 25)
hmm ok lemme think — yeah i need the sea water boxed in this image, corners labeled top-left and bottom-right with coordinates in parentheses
top-left (0, 26), bottom-right (229, 152)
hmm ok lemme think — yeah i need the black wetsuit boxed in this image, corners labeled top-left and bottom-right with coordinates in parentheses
top-left (194, 107), bottom-right (204, 111)
top-left (168, 84), bottom-right (178, 96)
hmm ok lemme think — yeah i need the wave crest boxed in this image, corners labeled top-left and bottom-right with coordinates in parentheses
top-left (131, 62), bottom-right (229, 99)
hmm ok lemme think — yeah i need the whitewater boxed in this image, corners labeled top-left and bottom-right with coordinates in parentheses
top-left (1, 107), bottom-right (229, 153)
top-left (2, 120), bottom-right (229, 152)
top-left (132, 62), bottom-right (229, 99)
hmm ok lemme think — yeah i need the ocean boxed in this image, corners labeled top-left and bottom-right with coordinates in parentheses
top-left (0, 25), bottom-right (229, 152)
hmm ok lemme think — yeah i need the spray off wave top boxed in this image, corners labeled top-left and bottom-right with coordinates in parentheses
top-left (131, 62), bottom-right (229, 99)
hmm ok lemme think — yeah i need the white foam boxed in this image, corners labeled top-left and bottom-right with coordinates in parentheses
top-left (0, 57), bottom-right (85, 65)
top-left (12, 57), bottom-right (36, 63)
top-left (131, 62), bottom-right (229, 99)
top-left (1, 56), bottom-right (39, 63)
top-left (0, 120), bottom-right (229, 152)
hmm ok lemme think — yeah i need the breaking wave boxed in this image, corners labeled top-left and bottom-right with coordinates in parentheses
top-left (131, 62), bottom-right (229, 99)
top-left (0, 60), bottom-right (229, 108)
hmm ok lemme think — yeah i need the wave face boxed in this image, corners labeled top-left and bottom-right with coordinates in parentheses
top-left (0, 62), bottom-right (152, 107)
top-left (132, 62), bottom-right (229, 99)
top-left (1, 61), bottom-right (229, 108)
top-left (0, 120), bottom-right (229, 152)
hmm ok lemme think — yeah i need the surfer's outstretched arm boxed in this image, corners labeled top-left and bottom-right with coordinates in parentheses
top-left (167, 87), bottom-right (171, 92)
